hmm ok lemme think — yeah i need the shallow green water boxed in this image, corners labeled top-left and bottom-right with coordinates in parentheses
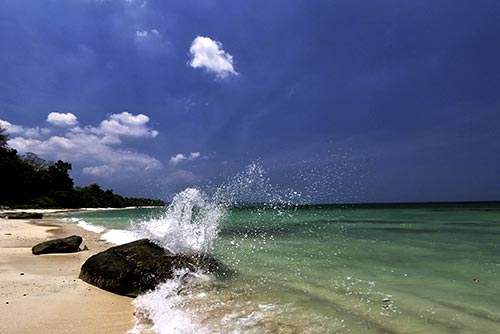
top-left (57, 203), bottom-right (500, 333)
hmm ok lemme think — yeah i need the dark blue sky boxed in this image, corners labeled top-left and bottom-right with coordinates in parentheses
top-left (1, 0), bottom-right (499, 203)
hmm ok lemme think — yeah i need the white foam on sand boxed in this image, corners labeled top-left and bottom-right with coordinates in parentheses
top-left (61, 217), bottom-right (106, 234)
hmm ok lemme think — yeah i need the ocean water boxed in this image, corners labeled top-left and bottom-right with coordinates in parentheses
top-left (55, 200), bottom-right (500, 334)
top-left (51, 165), bottom-right (500, 333)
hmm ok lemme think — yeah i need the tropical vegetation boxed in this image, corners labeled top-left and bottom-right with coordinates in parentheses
top-left (0, 126), bottom-right (164, 208)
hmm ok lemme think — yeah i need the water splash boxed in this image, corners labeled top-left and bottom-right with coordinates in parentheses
top-left (131, 188), bottom-right (225, 254)
top-left (214, 162), bottom-right (302, 206)
top-left (119, 162), bottom-right (301, 255)
top-left (127, 162), bottom-right (305, 334)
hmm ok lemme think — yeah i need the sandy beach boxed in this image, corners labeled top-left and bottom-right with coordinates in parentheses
top-left (0, 216), bottom-right (134, 334)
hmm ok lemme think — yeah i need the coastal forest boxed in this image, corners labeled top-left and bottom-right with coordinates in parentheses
top-left (0, 127), bottom-right (164, 208)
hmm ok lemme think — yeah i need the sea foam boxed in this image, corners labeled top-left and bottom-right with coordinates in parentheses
top-left (127, 163), bottom-right (302, 333)
top-left (61, 217), bottom-right (106, 234)
top-left (131, 269), bottom-right (213, 334)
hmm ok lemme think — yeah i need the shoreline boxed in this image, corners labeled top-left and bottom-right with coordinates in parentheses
top-left (0, 216), bottom-right (134, 334)
top-left (0, 206), bottom-right (163, 215)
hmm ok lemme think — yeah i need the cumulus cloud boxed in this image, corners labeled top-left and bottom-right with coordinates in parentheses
top-left (170, 152), bottom-right (202, 165)
top-left (46, 112), bottom-right (78, 127)
top-left (0, 119), bottom-right (49, 138)
top-left (170, 153), bottom-right (187, 165)
top-left (98, 112), bottom-right (158, 140)
top-left (1, 112), bottom-right (162, 178)
top-left (188, 36), bottom-right (238, 78)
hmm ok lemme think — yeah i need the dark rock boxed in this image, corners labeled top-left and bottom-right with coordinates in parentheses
top-left (32, 235), bottom-right (83, 255)
top-left (1, 212), bottom-right (43, 219)
top-left (79, 239), bottom-right (220, 297)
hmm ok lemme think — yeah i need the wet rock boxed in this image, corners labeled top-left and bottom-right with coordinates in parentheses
top-left (32, 235), bottom-right (83, 255)
top-left (79, 239), bottom-right (220, 297)
top-left (1, 212), bottom-right (43, 219)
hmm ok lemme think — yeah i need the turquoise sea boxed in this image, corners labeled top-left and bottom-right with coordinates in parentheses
top-left (54, 200), bottom-right (500, 334)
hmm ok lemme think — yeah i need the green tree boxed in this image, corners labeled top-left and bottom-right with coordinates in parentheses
top-left (22, 152), bottom-right (50, 172)
top-left (0, 126), bottom-right (8, 149)
top-left (47, 160), bottom-right (74, 191)
top-left (0, 133), bottom-right (37, 205)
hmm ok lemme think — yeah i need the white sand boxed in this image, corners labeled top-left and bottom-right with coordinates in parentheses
top-left (0, 218), bottom-right (135, 334)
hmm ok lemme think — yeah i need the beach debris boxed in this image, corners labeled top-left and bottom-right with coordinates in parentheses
top-left (79, 239), bottom-right (222, 297)
top-left (20, 272), bottom-right (24, 275)
top-left (31, 235), bottom-right (83, 255)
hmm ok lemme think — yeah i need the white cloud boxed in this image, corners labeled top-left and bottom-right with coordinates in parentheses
top-left (170, 153), bottom-right (187, 165)
top-left (189, 152), bottom-right (201, 159)
top-left (136, 30), bottom-right (149, 38)
top-left (82, 165), bottom-right (116, 177)
top-left (98, 112), bottom-right (158, 141)
top-left (188, 36), bottom-right (238, 78)
top-left (0, 119), bottom-right (48, 138)
top-left (47, 112), bottom-right (78, 127)
top-left (1, 112), bottom-right (162, 178)
top-left (169, 151), bottom-right (202, 165)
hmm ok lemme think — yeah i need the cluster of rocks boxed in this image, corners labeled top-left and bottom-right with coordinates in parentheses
top-left (32, 236), bottom-right (220, 297)
top-left (1, 212), bottom-right (43, 219)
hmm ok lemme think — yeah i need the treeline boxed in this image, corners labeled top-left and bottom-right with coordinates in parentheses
top-left (0, 127), bottom-right (164, 209)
